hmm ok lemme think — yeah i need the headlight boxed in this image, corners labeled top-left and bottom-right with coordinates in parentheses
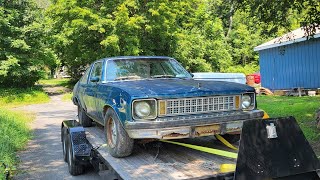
top-left (242, 93), bottom-right (255, 110)
top-left (135, 101), bottom-right (151, 117)
top-left (132, 99), bottom-right (157, 120)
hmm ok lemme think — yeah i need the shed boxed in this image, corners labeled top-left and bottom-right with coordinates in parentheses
top-left (254, 28), bottom-right (320, 90)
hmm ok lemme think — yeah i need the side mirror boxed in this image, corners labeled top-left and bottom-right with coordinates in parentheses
top-left (90, 76), bottom-right (100, 83)
top-left (190, 73), bottom-right (194, 77)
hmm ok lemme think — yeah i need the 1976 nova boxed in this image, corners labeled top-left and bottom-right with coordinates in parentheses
top-left (72, 56), bottom-right (264, 157)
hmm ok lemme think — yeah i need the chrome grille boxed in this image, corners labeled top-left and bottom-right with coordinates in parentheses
top-left (166, 96), bottom-right (237, 116)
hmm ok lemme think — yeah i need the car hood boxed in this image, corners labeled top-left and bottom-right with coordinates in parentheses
top-left (106, 79), bottom-right (254, 99)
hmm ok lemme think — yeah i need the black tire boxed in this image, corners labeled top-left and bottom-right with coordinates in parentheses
top-left (78, 106), bottom-right (92, 127)
top-left (104, 108), bottom-right (134, 158)
top-left (67, 135), bottom-right (84, 176)
top-left (221, 134), bottom-right (240, 143)
top-left (62, 127), bottom-right (68, 162)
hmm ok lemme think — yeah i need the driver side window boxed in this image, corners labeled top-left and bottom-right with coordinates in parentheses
top-left (89, 62), bottom-right (103, 83)
top-left (80, 68), bottom-right (90, 84)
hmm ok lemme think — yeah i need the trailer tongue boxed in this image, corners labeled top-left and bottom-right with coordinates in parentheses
top-left (61, 117), bottom-right (320, 179)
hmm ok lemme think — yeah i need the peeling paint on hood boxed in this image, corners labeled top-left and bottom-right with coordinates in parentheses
top-left (104, 79), bottom-right (254, 99)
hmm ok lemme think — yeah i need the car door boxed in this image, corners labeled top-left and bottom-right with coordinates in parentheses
top-left (83, 61), bottom-right (103, 119)
top-left (78, 67), bottom-right (92, 111)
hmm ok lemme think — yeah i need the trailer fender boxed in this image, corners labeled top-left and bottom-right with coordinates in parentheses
top-left (61, 120), bottom-right (92, 163)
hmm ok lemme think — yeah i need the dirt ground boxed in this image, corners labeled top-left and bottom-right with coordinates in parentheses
top-left (14, 94), bottom-right (102, 180)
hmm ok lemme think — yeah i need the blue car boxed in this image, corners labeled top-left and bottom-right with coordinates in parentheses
top-left (72, 56), bottom-right (264, 157)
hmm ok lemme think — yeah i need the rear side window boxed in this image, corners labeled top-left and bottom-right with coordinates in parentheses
top-left (89, 62), bottom-right (103, 83)
top-left (80, 68), bottom-right (90, 84)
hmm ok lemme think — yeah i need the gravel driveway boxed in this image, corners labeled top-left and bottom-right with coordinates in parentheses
top-left (15, 95), bottom-right (102, 180)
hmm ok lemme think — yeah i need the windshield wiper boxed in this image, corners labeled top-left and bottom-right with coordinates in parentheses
top-left (151, 75), bottom-right (176, 78)
top-left (115, 75), bottom-right (142, 81)
top-left (151, 75), bottom-right (189, 79)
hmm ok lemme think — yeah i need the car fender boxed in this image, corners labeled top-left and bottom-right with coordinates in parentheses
top-left (100, 90), bottom-right (132, 128)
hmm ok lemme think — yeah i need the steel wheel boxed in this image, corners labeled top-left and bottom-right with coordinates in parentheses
top-left (104, 108), bottom-right (134, 157)
top-left (107, 117), bottom-right (117, 149)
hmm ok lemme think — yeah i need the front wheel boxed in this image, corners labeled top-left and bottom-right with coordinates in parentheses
top-left (104, 108), bottom-right (134, 158)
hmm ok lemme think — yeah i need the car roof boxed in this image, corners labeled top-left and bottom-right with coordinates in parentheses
top-left (102, 56), bottom-right (172, 62)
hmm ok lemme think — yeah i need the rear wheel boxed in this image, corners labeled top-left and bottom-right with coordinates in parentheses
top-left (221, 134), bottom-right (240, 143)
top-left (78, 106), bottom-right (92, 127)
top-left (104, 108), bottom-right (134, 157)
top-left (67, 135), bottom-right (84, 176)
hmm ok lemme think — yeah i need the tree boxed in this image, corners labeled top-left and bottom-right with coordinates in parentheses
top-left (0, 0), bottom-right (57, 87)
top-left (238, 0), bottom-right (319, 36)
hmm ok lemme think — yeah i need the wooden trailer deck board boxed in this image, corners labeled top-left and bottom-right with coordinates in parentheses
top-left (85, 125), bottom-right (237, 180)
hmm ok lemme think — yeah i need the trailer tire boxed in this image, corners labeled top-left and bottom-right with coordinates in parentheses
top-left (221, 134), bottom-right (240, 143)
top-left (67, 135), bottom-right (84, 176)
top-left (78, 106), bottom-right (92, 127)
top-left (62, 127), bottom-right (68, 162)
top-left (105, 108), bottom-right (134, 158)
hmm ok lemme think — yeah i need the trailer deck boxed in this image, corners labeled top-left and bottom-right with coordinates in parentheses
top-left (85, 124), bottom-right (237, 180)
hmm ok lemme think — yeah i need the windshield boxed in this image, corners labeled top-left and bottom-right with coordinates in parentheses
top-left (106, 58), bottom-right (192, 81)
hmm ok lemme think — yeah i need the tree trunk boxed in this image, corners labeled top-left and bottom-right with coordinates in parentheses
top-left (226, 0), bottom-right (235, 38)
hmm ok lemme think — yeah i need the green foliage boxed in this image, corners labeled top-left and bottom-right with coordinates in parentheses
top-left (239, 0), bottom-right (319, 35)
top-left (0, 86), bottom-right (49, 178)
top-left (224, 63), bottom-right (259, 75)
top-left (0, 87), bottom-right (49, 107)
top-left (46, 0), bottom-right (235, 78)
top-left (38, 78), bottom-right (71, 86)
top-left (0, 109), bottom-right (33, 179)
top-left (1, 0), bottom-right (317, 86)
top-left (257, 96), bottom-right (320, 141)
top-left (0, 0), bottom-right (57, 87)
top-left (46, 0), bottom-right (316, 78)
top-left (62, 92), bottom-right (73, 102)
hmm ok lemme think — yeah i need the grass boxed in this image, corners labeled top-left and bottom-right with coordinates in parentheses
top-left (0, 87), bottom-right (50, 108)
top-left (0, 109), bottom-right (34, 179)
top-left (38, 78), bottom-right (71, 87)
top-left (62, 92), bottom-right (73, 102)
top-left (257, 95), bottom-right (320, 141)
top-left (0, 86), bottom-right (50, 178)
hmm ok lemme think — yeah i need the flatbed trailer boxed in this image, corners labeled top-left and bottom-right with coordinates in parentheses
top-left (61, 117), bottom-right (320, 180)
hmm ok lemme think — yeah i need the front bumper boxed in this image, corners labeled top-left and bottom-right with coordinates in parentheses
top-left (125, 110), bottom-right (264, 139)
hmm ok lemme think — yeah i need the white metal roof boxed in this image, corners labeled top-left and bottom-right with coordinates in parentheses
top-left (254, 27), bottom-right (320, 51)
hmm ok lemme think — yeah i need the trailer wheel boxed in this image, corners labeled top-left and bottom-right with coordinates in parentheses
top-left (105, 108), bottom-right (134, 158)
top-left (221, 134), bottom-right (240, 143)
top-left (78, 106), bottom-right (92, 127)
top-left (66, 135), bottom-right (84, 176)
top-left (62, 127), bottom-right (68, 162)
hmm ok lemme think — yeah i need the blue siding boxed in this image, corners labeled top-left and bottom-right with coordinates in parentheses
top-left (258, 38), bottom-right (320, 90)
